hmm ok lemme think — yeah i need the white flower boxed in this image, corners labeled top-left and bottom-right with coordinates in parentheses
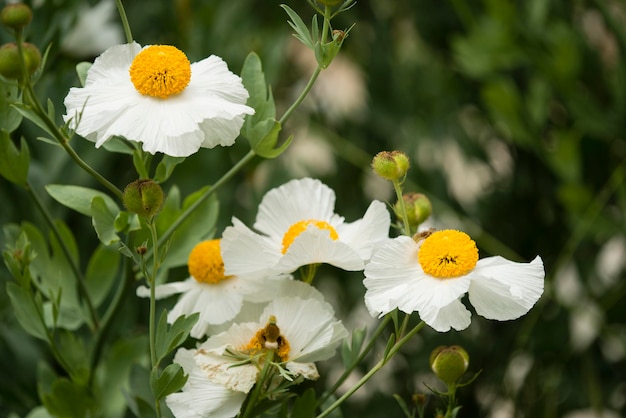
top-left (192, 294), bottom-right (348, 393)
top-left (166, 349), bottom-right (246, 418)
top-left (63, 42), bottom-right (254, 157)
top-left (363, 230), bottom-right (544, 332)
top-left (221, 177), bottom-right (390, 277)
top-left (137, 239), bottom-right (289, 339)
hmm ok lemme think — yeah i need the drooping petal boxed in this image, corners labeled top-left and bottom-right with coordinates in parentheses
top-left (468, 256), bottom-right (544, 321)
top-left (337, 200), bottom-right (391, 261)
top-left (418, 298), bottom-right (472, 332)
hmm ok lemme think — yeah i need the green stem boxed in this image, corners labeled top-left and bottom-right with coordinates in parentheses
top-left (239, 352), bottom-right (274, 418)
top-left (155, 149), bottom-right (256, 250)
top-left (318, 315), bottom-right (392, 407)
top-left (392, 179), bottom-right (411, 236)
top-left (22, 84), bottom-right (123, 200)
top-left (25, 181), bottom-right (100, 330)
top-left (278, 66), bottom-right (322, 127)
top-left (316, 321), bottom-right (425, 418)
top-left (147, 220), bottom-right (163, 418)
top-left (115, 0), bottom-right (134, 43)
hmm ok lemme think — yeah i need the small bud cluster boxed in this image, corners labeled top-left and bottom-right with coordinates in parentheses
top-left (371, 151), bottom-right (410, 181)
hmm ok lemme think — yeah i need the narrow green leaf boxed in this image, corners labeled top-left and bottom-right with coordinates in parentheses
top-left (11, 103), bottom-right (55, 136)
top-left (46, 184), bottom-right (119, 217)
top-left (86, 244), bottom-right (120, 306)
top-left (0, 131), bottom-right (29, 186)
top-left (154, 155), bottom-right (185, 183)
top-left (91, 196), bottom-right (120, 245)
top-left (6, 282), bottom-right (47, 341)
top-left (280, 4), bottom-right (314, 48)
top-left (393, 394), bottom-right (413, 418)
top-left (150, 363), bottom-right (188, 401)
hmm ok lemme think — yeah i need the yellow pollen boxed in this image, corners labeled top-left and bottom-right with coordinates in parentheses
top-left (240, 315), bottom-right (290, 362)
top-left (417, 230), bottom-right (478, 279)
top-left (129, 45), bottom-right (191, 98)
top-left (188, 239), bottom-right (232, 284)
top-left (282, 219), bottom-right (339, 254)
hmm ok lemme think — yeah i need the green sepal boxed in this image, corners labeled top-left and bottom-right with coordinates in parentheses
top-left (0, 131), bottom-right (29, 186)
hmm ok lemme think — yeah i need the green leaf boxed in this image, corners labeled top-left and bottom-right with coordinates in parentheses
top-left (75, 62), bottom-right (91, 87)
top-left (150, 363), bottom-right (188, 401)
top-left (6, 282), bottom-right (47, 341)
top-left (25, 406), bottom-right (54, 418)
top-left (154, 155), bottom-right (185, 183)
top-left (0, 131), bottom-right (29, 186)
top-left (11, 103), bottom-right (55, 137)
top-left (155, 310), bottom-right (199, 363)
top-left (85, 244), bottom-right (120, 306)
top-left (57, 331), bottom-right (90, 384)
top-left (0, 82), bottom-right (22, 132)
top-left (341, 326), bottom-right (366, 367)
top-left (91, 196), bottom-right (120, 245)
top-left (280, 4), bottom-right (314, 48)
top-left (41, 377), bottom-right (94, 418)
top-left (101, 136), bottom-right (134, 155)
top-left (46, 184), bottom-right (119, 217)
top-left (393, 394), bottom-right (412, 418)
top-left (241, 52), bottom-right (276, 124)
top-left (291, 387), bottom-right (316, 418)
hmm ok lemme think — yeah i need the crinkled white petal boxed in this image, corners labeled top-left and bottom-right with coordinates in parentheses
top-left (468, 256), bottom-right (544, 321)
top-left (62, 42), bottom-right (254, 157)
top-left (136, 279), bottom-right (194, 299)
top-left (254, 178), bottom-right (340, 238)
top-left (277, 227), bottom-right (364, 273)
top-left (337, 200), bottom-right (391, 261)
top-left (222, 217), bottom-right (280, 277)
top-left (166, 349), bottom-right (245, 418)
top-left (286, 362), bottom-right (319, 381)
top-left (419, 298), bottom-right (472, 332)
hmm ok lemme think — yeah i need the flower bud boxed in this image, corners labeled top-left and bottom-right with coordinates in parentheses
top-left (429, 345), bottom-right (469, 386)
top-left (395, 192), bottom-right (432, 228)
top-left (0, 42), bottom-right (41, 79)
top-left (371, 151), bottom-right (410, 181)
top-left (123, 179), bottom-right (164, 217)
top-left (1, 3), bottom-right (32, 30)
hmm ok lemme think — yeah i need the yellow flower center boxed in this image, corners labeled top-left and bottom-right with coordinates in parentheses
top-left (281, 220), bottom-right (339, 254)
top-left (417, 230), bottom-right (478, 278)
top-left (129, 45), bottom-right (191, 98)
top-left (240, 315), bottom-right (290, 362)
top-left (188, 239), bottom-right (232, 284)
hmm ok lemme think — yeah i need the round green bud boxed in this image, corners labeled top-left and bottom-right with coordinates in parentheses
top-left (0, 43), bottom-right (21, 79)
top-left (395, 192), bottom-right (432, 228)
top-left (123, 179), bottom-right (164, 217)
top-left (429, 345), bottom-right (469, 386)
top-left (371, 151), bottom-right (410, 181)
top-left (1, 3), bottom-right (33, 30)
top-left (22, 42), bottom-right (41, 75)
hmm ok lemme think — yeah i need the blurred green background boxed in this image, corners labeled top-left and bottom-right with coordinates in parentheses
top-left (1, 0), bottom-right (625, 417)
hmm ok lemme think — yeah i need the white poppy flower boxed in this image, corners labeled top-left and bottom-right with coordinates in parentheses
top-left (136, 239), bottom-right (289, 339)
top-left (166, 348), bottom-right (246, 418)
top-left (221, 177), bottom-right (391, 277)
top-left (192, 295), bottom-right (348, 393)
top-left (363, 230), bottom-right (545, 332)
top-left (63, 42), bottom-right (254, 157)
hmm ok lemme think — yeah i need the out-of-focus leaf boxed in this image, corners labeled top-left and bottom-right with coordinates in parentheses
top-left (85, 244), bottom-right (120, 306)
top-left (41, 377), bottom-right (94, 418)
top-left (150, 363), bottom-right (187, 401)
top-left (6, 282), bottom-right (47, 341)
top-left (0, 131), bottom-right (29, 186)
top-left (0, 82), bottom-right (22, 132)
top-left (291, 387), bottom-right (316, 418)
top-left (46, 184), bottom-right (119, 217)
top-left (91, 196), bottom-right (120, 245)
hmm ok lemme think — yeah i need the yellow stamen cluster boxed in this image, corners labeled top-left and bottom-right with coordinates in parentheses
top-left (188, 239), bottom-right (232, 284)
top-left (240, 315), bottom-right (290, 362)
top-left (417, 230), bottom-right (478, 278)
top-left (129, 45), bottom-right (191, 98)
top-left (282, 220), bottom-right (339, 254)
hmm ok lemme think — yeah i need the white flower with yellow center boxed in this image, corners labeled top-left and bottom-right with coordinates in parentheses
top-left (221, 177), bottom-right (391, 277)
top-left (63, 42), bottom-right (254, 157)
top-left (190, 295), bottom-right (348, 393)
top-left (363, 230), bottom-right (545, 332)
top-left (166, 348), bottom-right (246, 418)
top-left (137, 239), bottom-right (288, 339)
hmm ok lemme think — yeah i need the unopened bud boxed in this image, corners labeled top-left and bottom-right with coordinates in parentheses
top-left (136, 246), bottom-right (148, 256)
top-left (123, 179), bottom-right (164, 217)
top-left (371, 151), bottom-right (410, 181)
top-left (1, 3), bottom-right (32, 30)
top-left (0, 42), bottom-right (41, 79)
top-left (429, 345), bottom-right (469, 386)
top-left (395, 192), bottom-right (431, 228)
